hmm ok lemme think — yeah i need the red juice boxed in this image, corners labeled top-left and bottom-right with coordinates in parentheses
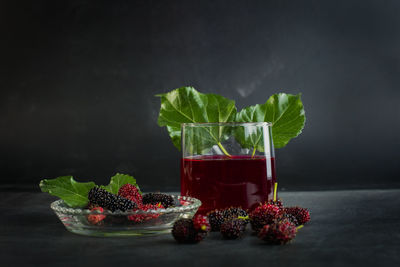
top-left (180, 155), bottom-right (276, 214)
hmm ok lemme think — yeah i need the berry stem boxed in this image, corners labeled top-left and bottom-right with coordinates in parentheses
top-left (217, 142), bottom-right (231, 157)
top-left (251, 146), bottom-right (257, 158)
top-left (273, 182), bottom-right (278, 202)
top-left (296, 225), bottom-right (304, 230)
top-left (238, 215), bottom-right (249, 220)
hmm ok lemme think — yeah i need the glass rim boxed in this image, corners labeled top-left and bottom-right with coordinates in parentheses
top-left (50, 195), bottom-right (201, 215)
top-left (181, 122), bottom-right (271, 127)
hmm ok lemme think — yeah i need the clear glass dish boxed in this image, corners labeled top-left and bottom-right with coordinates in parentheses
top-left (51, 194), bottom-right (201, 237)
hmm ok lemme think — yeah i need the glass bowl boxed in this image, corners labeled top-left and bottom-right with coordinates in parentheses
top-left (51, 194), bottom-right (201, 237)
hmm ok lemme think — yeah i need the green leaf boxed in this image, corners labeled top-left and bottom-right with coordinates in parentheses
top-left (156, 87), bottom-right (236, 152)
top-left (236, 93), bottom-right (305, 149)
top-left (39, 176), bottom-right (95, 208)
top-left (233, 124), bottom-right (265, 153)
top-left (102, 173), bottom-right (141, 195)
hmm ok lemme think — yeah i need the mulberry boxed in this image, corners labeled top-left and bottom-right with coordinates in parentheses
top-left (142, 193), bottom-right (174, 208)
top-left (284, 206), bottom-right (310, 225)
top-left (223, 207), bottom-right (248, 221)
top-left (258, 219), bottom-right (297, 245)
top-left (172, 219), bottom-right (207, 243)
top-left (282, 213), bottom-right (299, 226)
top-left (87, 207), bottom-right (106, 225)
top-left (118, 184), bottom-right (142, 206)
top-left (127, 203), bottom-right (164, 223)
top-left (249, 203), bottom-right (282, 232)
top-left (88, 187), bottom-right (136, 212)
top-left (192, 215), bottom-right (211, 232)
top-left (267, 199), bottom-right (283, 208)
top-left (207, 207), bottom-right (248, 231)
top-left (87, 202), bottom-right (100, 210)
top-left (220, 218), bottom-right (247, 239)
top-left (207, 209), bottom-right (226, 231)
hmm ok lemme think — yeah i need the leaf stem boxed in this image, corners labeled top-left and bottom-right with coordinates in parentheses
top-left (217, 142), bottom-right (231, 157)
top-left (251, 146), bottom-right (257, 157)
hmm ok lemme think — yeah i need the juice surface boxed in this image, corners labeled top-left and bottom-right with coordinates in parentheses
top-left (181, 155), bottom-right (276, 214)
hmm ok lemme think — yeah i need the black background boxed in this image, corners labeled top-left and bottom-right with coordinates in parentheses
top-left (1, 0), bottom-right (399, 191)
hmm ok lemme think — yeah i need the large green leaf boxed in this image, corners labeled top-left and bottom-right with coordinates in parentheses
top-left (102, 173), bottom-right (141, 195)
top-left (234, 124), bottom-right (265, 153)
top-left (236, 93), bottom-right (305, 149)
top-left (156, 87), bottom-right (237, 152)
top-left (39, 176), bottom-right (95, 208)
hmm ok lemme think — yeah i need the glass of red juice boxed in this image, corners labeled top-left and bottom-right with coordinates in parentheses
top-left (180, 122), bottom-right (276, 214)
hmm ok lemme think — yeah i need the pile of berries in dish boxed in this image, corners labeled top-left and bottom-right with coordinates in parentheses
top-left (86, 184), bottom-right (174, 225)
top-left (172, 199), bottom-right (310, 245)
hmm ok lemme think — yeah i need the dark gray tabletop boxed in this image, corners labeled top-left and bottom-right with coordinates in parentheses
top-left (1, 189), bottom-right (399, 267)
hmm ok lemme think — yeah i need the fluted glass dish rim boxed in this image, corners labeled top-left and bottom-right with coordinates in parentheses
top-left (51, 194), bottom-right (201, 215)
top-left (50, 194), bottom-right (202, 237)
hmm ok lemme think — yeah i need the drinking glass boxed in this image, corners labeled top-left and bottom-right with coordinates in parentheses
top-left (180, 122), bottom-right (276, 214)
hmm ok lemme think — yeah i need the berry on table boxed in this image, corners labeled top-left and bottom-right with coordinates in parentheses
top-left (192, 215), bottom-right (211, 232)
top-left (284, 206), bottom-right (310, 225)
top-left (172, 219), bottom-right (207, 243)
top-left (249, 203), bottom-right (282, 232)
top-left (258, 219), bottom-right (297, 245)
top-left (223, 207), bottom-right (248, 222)
top-left (282, 213), bottom-right (299, 226)
top-left (267, 199), bottom-right (283, 208)
top-left (207, 207), bottom-right (248, 232)
top-left (220, 218), bottom-right (247, 239)
top-left (207, 209), bottom-right (226, 232)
